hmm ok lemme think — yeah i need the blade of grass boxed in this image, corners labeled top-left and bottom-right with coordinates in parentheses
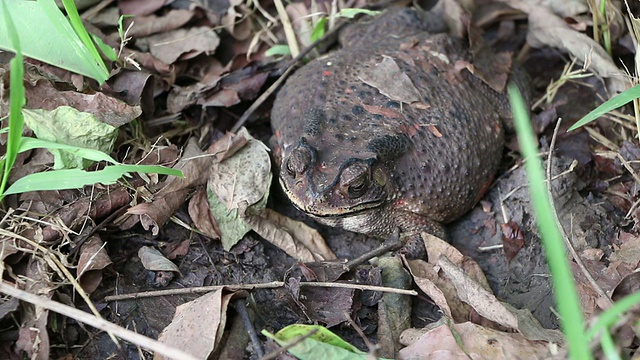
top-left (585, 291), bottom-right (640, 339)
top-left (4, 165), bottom-right (182, 196)
top-left (568, 84), bottom-right (640, 131)
top-left (0, 0), bottom-right (26, 199)
top-left (18, 137), bottom-right (119, 164)
top-left (60, 0), bottom-right (115, 63)
top-left (508, 85), bottom-right (591, 360)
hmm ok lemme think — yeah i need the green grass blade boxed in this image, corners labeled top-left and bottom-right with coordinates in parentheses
top-left (0, 0), bottom-right (26, 198)
top-left (4, 165), bottom-right (182, 196)
top-left (508, 85), bottom-right (591, 360)
top-left (18, 137), bottom-right (119, 165)
top-left (60, 0), bottom-right (114, 64)
top-left (91, 33), bottom-right (117, 61)
top-left (585, 291), bottom-right (640, 339)
top-left (568, 84), bottom-right (640, 131)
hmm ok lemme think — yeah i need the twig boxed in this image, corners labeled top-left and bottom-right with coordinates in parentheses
top-left (104, 280), bottom-right (417, 302)
top-left (0, 282), bottom-right (199, 360)
top-left (346, 313), bottom-right (380, 357)
top-left (233, 299), bottom-right (264, 358)
top-left (545, 118), bottom-right (613, 307)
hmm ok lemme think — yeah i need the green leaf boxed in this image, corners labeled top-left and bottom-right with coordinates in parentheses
top-left (0, 0), bottom-right (109, 83)
top-left (4, 165), bottom-right (182, 196)
top-left (23, 107), bottom-right (118, 169)
top-left (311, 18), bottom-right (327, 43)
top-left (262, 324), bottom-right (392, 360)
top-left (265, 44), bottom-right (291, 57)
top-left (207, 188), bottom-right (253, 250)
top-left (568, 84), bottom-right (640, 131)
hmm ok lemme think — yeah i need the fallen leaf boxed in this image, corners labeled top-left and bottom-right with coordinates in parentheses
top-left (466, 29), bottom-right (513, 92)
top-left (77, 235), bottom-right (112, 294)
top-left (516, 5), bottom-right (629, 93)
top-left (155, 290), bottom-right (222, 359)
top-left (139, 27), bottom-right (220, 65)
top-left (188, 188), bottom-right (221, 240)
top-left (427, 124), bottom-right (443, 138)
top-left (501, 220), bottom-right (525, 262)
top-left (126, 10), bottom-right (195, 38)
top-left (128, 188), bottom-right (190, 236)
top-left (358, 55), bottom-right (422, 104)
top-left (15, 259), bottom-right (54, 360)
top-left (376, 255), bottom-right (412, 358)
top-left (119, 0), bottom-right (166, 16)
top-left (404, 258), bottom-right (454, 320)
top-left (299, 286), bottom-right (354, 327)
top-left (208, 191), bottom-right (255, 251)
top-left (23, 107), bottom-right (118, 170)
top-left (438, 256), bottom-right (518, 329)
top-left (108, 71), bottom-right (155, 115)
top-left (209, 128), bottom-right (271, 210)
top-left (138, 246), bottom-right (181, 273)
top-left (207, 128), bottom-right (272, 250)
top-left (25, 80), bottom-right (142, 127)
top-left (245, 208), bottom-right (336, 262)
top-left (398, 321), bottom-right (554, 359)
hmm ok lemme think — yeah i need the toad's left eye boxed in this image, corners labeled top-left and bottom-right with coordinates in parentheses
top-left (340, 163), bottom-right (370, 198)
top-left (347, 176), bottom-right (369, 198)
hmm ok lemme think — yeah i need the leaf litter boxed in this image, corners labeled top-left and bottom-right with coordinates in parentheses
top-left (1, 0), bottom-right (640, 359)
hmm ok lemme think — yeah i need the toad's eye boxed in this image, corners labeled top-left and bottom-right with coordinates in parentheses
top-left (347, 176), bottom-right (369, 198)
top-left (340, 163), bottom-right (370, 198)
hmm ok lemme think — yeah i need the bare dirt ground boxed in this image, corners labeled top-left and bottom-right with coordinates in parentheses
top-left (1, 0), bottom-right (639, 359)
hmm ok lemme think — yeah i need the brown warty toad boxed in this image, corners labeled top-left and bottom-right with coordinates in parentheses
top-left (271, 7), bottom-right (528, 249)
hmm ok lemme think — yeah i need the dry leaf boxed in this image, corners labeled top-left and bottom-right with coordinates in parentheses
top-left (209, 128), bottom-right (271, 210)
top-left (245, 208), bottom-right (336, 262)
top-left (139, 27), bottom-right (220, 64)
top-left (188, 188), bottom-right (221, 240)
top-left (510, 5), bottom-right (629, 93)
top-left (155, 290), bottom-right (223, 359)
top-left (399, 321), bottom-right (554, 359)
top-left (25, 80), bottom-right (142, 127)
top-left (358, 55), bottom-right (422, 104)
top-left (138, 246), bottom-right (181, 273)
top-left (77, 235), bottom-right (112, 294)
top-left (438, 256), bottom-right (519, 330)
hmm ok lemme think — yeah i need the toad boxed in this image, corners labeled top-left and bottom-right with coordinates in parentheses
top-left (271, 8), bottom-right (528, 247)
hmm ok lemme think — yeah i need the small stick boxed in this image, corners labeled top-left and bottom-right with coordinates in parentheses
top-left (0, 282), bottom-right (199, 360)
top-left (103, 281), bottom-right (417, 302)
top-left (233, 300), bottom-right (264, 358)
